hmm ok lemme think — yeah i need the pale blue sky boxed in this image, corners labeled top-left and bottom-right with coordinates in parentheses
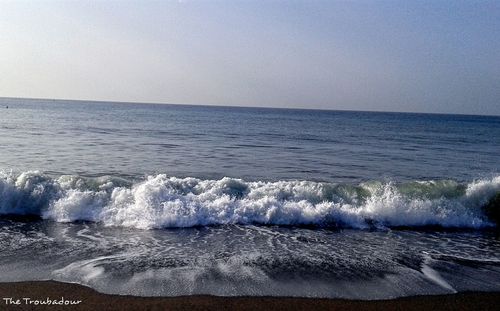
top-left (0, 0), bottom-right (499, 115)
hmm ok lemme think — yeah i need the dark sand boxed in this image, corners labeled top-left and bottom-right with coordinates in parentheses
top-left (0, 281), bottom-right (499, 311)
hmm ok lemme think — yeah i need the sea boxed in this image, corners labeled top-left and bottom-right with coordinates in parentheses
top-left (0, 97), bottom-right (499, 299)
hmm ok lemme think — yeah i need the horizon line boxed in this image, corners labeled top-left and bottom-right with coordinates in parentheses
top-left (1, 96), bottom-right (498, 118)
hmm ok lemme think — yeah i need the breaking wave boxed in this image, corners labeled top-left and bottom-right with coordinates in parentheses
top-left (0, 171), bottom-right (499, 229)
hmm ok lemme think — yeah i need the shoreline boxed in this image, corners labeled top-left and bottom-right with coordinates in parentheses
top-left (0, 281), bottom-right (499, 310)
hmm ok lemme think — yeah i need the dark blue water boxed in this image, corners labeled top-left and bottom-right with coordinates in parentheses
top-left (0, 97), bottom-right (499, 299)
top-left (1, 97), bottom-right (498, 182)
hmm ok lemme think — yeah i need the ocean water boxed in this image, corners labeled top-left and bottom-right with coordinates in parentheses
top-left (0, 97), bottom-right (499, 299)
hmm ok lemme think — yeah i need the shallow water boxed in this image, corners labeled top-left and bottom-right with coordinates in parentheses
top-left (0, 220), bottom-right (499, 299)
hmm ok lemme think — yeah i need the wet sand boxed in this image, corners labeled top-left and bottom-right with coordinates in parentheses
top-left (0, 281), bottom-right (499, 310)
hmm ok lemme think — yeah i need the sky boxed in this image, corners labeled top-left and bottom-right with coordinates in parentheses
top-left (0, 0), bottom-right (499, 115)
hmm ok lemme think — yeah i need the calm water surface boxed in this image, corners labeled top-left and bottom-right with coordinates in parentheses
top-left (0, 98), bottom-right (498, 182)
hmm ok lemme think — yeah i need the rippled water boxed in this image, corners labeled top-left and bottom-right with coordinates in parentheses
top-left (1, 220), bottom-right (499, 299)
top-left (0, 97), bottom-right (499, 299)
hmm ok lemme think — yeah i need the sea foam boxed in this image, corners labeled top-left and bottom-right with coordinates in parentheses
top-left (0, 171), bottom-right (498, 229)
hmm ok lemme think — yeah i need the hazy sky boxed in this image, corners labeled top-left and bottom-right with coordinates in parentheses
top-left (1, 1), bottom-right (499, 115)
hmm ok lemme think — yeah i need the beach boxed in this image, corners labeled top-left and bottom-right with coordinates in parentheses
top-left (0, 100), bottom-right (499, 304)
top-left (0, 281), bottom-right (499, 311)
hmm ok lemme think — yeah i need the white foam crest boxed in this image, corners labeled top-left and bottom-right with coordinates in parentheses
top-left (360, 183), bottom-right (488, 228)
top-left (0, 171), bottom-right (60, 215)
top-left (0, 171), bottom-right (499, 229)
top-left (43, 189), bottom-right (109, 222)
top-left (464, 175), bottom-right (500, 207)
